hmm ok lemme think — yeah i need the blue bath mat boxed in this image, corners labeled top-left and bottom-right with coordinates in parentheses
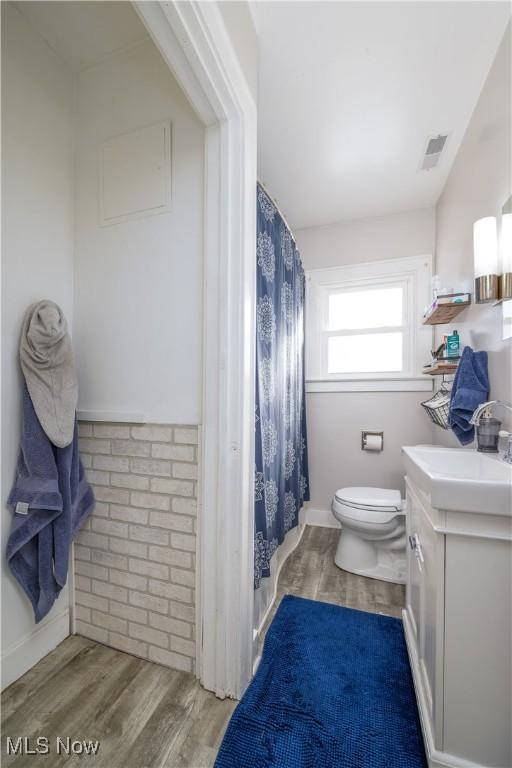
top-left (215, 595), bottom-right (427, 768)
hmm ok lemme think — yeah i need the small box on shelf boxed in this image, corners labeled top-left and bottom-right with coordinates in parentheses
top-left (423, 293), bottom-right (471, 325)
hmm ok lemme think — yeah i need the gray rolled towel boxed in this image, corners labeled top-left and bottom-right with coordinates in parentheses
top-left (20, 300), bottom-right (78, 448)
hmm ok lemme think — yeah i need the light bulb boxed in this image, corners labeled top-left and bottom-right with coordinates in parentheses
top-left (473, 217), bottom-right (498, 278)
top-left (500, 213), bottom-right (512, 274)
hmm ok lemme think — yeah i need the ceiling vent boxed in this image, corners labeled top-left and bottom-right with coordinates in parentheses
top-left (420, 133), bottom-right (449, 171)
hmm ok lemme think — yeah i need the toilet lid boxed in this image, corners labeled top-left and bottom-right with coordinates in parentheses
top-left (334, 487), bottom-right (402, 512)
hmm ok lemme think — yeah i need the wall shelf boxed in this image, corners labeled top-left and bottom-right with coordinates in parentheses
top-left (423, 293), bottom-right (471, 325)
top-left (422, 363), bottom-right (458, 376)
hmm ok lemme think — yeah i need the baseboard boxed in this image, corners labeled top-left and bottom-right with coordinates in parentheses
top-left (1, 609), bottom-right (70, 690)
top-left (252, 643), bottom-right (262, 677)
top-left (254, 521), bottom-right (307, 641)
top-left (402, 609), bottom-right (481, 768)
top-left (303, 506), bottom-right (340, 529)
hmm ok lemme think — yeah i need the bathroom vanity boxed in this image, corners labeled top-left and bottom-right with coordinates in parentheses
top-left (402, 446), bottom-right (512, 768)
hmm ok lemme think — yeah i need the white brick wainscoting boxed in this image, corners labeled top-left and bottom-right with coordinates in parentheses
top-left (75, 423), bottom-right (198, 673)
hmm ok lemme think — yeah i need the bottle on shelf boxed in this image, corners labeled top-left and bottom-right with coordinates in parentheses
top-left (446, 330), bottom-right (460, 358)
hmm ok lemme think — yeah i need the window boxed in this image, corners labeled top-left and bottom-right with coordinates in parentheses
top-left (306, 256), bottom-right (432, 391)
top-left (326, 284), bottom-right (405, 374)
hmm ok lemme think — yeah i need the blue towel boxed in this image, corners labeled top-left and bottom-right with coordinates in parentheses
top-left (448, 346), bottom-right (489, 445)
top-left (6, 385), bottom-right (94, 622)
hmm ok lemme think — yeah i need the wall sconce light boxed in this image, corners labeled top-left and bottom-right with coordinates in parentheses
top-left (473, 216), bottom-right (499, 303)
top-left (499, 212), bottom-right (512, 301)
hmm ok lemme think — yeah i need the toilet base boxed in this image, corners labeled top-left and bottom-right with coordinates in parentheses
top-left (334, 529), bottom-right (406, 585)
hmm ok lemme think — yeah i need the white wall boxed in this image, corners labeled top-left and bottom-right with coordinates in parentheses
top-left (295, 208), bottom-right (435, 516)
top-left (1, 5), bottom-right (205, 688)
top-left (1, 3), bottom-right (74, 687)
top-left (306, 392), bottom-right (433, 515)
top-left (297, 207), bottom-right (435, 270)
top-left (434, 25), bottom-right (511, 444)
top-left (73, 40), bottom-right (204, 424)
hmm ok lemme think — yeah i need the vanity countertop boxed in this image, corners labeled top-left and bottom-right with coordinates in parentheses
top-left (402, 444), bottom-right (512, 516)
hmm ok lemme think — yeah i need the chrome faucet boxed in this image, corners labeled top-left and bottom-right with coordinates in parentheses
top-left (470, 401), bottom-right (512, 463)
top-left (470, 400), bottom-right (512, 425)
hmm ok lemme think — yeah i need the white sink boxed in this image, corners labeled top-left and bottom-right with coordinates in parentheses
top-left (402, 445), bottom-right (512, 516)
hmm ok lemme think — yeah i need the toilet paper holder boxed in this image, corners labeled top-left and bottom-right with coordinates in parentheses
top-left (361, 431), bottom-right (384, 451)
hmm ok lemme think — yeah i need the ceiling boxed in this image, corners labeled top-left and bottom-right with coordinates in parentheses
top-left (252, 1), bottom-right (511, 230)
top-left (14, 1), bottom-right (148, 72)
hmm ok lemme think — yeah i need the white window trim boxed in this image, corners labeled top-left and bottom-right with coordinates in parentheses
top-left (306, 255), bottom-right (433, 393)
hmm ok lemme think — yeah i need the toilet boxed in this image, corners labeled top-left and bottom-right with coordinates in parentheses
top-left (331, 487), bottom-right (406, 584)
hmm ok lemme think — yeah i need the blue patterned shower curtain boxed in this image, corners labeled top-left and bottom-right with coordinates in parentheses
top-left (254, 184), bottom-right (310, 590)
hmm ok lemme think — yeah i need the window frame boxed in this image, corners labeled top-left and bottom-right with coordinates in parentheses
top-left (305, 255), bottom-right (433, 392)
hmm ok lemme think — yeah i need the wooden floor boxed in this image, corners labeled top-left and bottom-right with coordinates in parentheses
top-left (1, 526), bottom-right (405, 768)
top-left (261, 524), bottom-right (405, 639)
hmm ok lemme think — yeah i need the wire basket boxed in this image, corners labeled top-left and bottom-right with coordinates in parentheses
top-left (421, 384), bottom-right (452, 430)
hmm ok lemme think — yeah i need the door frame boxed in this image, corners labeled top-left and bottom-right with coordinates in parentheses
top-left (134, 1), bottom-right (256, 699)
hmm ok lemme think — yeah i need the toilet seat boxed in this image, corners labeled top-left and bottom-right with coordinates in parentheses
top-left (335, 486), bottom-right (402, 509)
top-left (334, 487), bottom-right (403, 525)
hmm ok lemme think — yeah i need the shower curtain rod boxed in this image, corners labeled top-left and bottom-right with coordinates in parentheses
top-left (257, 178), bottom-right (295, 238)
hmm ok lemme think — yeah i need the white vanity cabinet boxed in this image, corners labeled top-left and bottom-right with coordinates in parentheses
top-left (403, 473), bottom-right (512, 768)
